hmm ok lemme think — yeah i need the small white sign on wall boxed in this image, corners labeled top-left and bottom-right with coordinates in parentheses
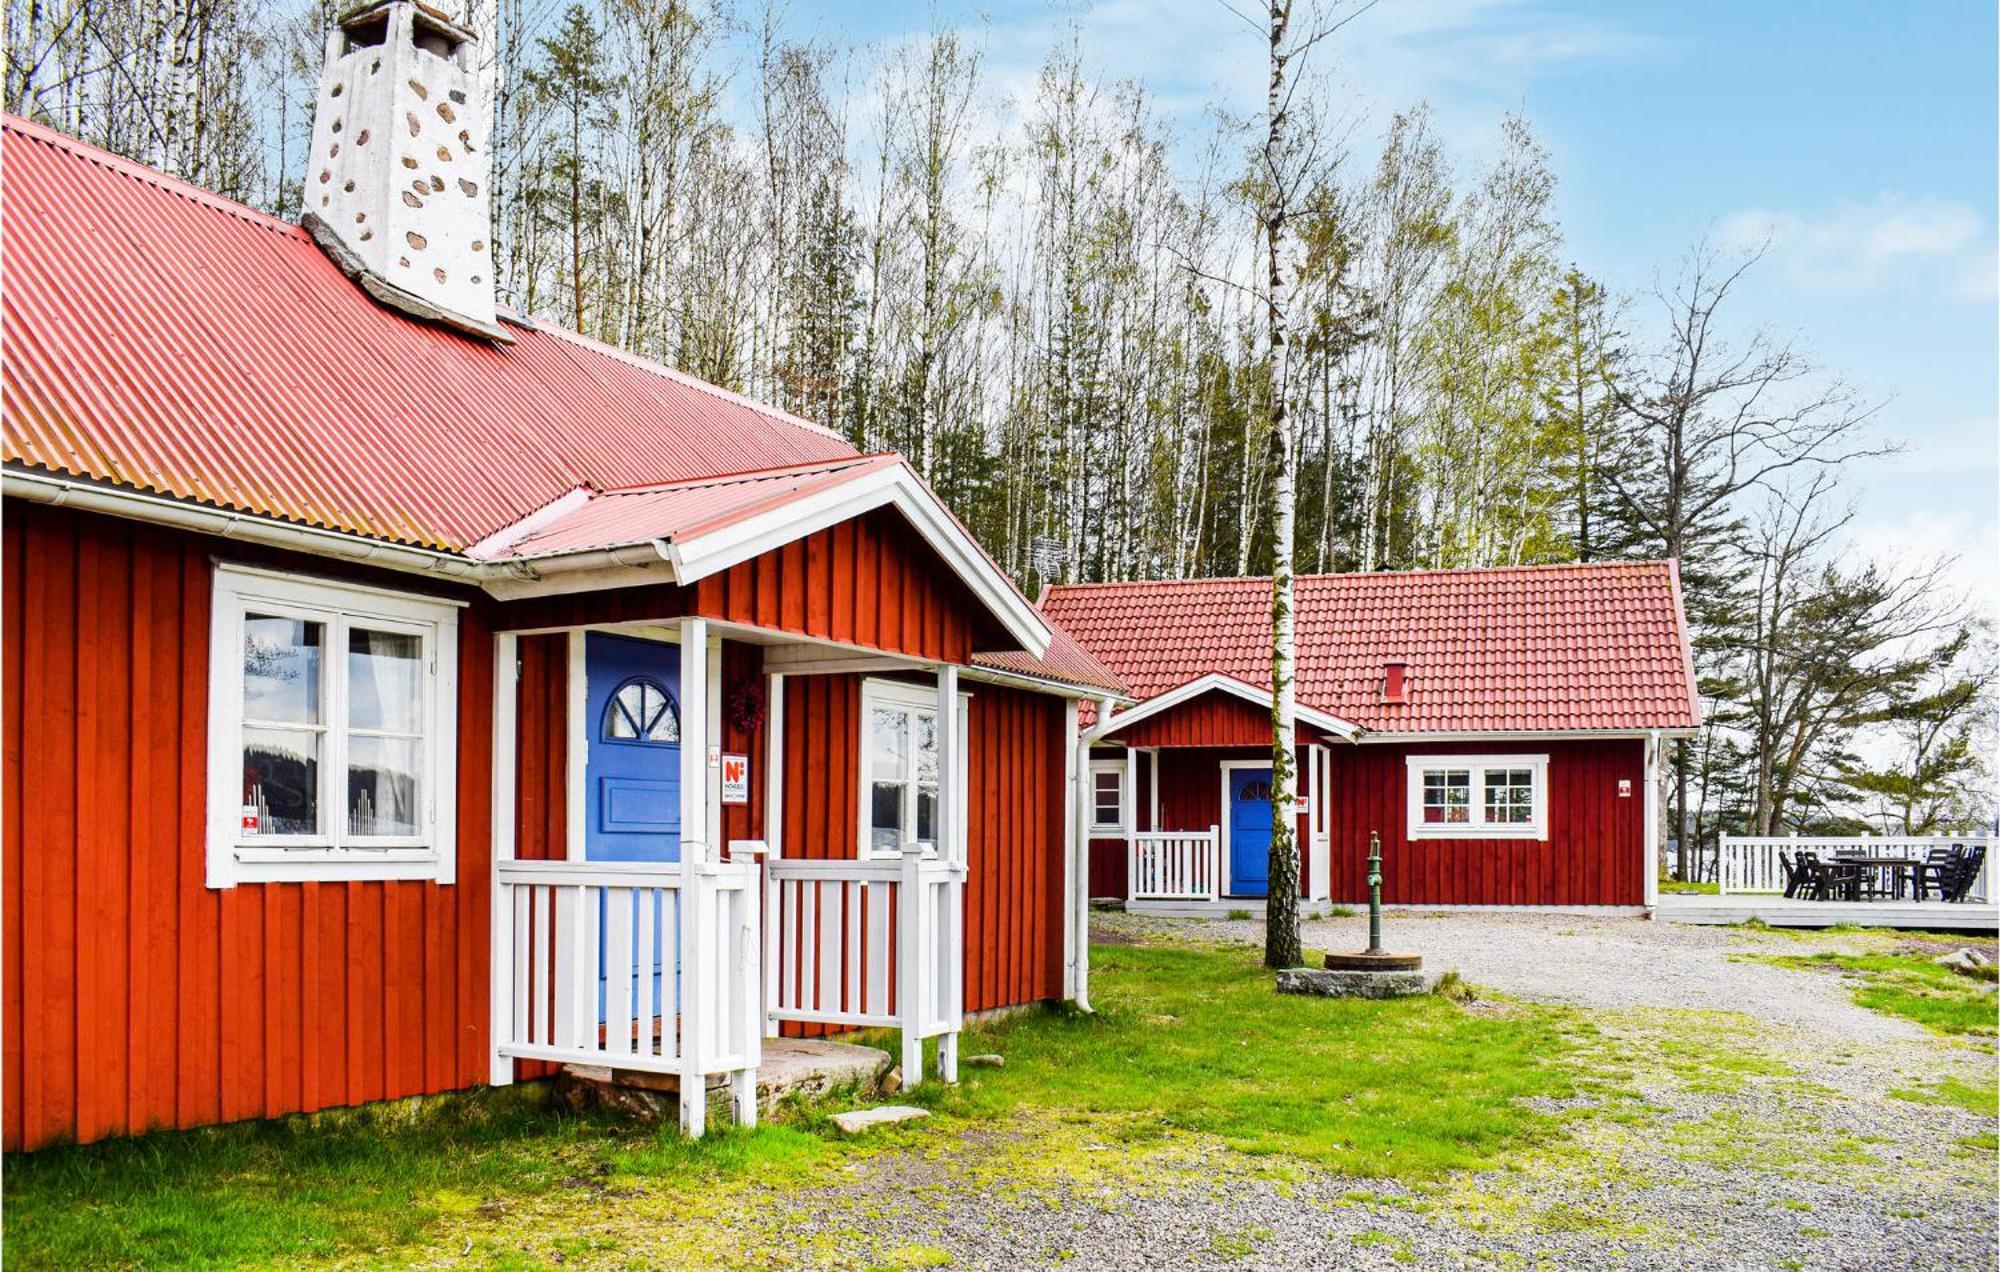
top-left (721, 753), bottom-right (750, 805)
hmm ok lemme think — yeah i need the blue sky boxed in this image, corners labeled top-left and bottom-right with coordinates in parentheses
top-left (790, 0), bottom-right (1998, 608)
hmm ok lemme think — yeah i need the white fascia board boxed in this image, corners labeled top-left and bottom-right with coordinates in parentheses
top-left (1088, 673), bottom-right (1360, 743)
top-left (662, 462), bottom-right (1053, 659)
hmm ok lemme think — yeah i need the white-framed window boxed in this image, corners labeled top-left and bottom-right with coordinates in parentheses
top-left (206, 563), bottom-right (461, 887)
top-left (1088, 759), bottom-right (1127, 833)
top-left (1405, 754), bottom-right (1549, 841)
top-left (858, 678), bottom-right (967, 859)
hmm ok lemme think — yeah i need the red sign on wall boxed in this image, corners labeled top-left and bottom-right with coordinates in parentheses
top-left (721, 753), bottom-right (750, 804)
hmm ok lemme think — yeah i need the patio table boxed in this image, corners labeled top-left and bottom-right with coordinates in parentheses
top-left (1830, 855), bottom-right (1922, 900)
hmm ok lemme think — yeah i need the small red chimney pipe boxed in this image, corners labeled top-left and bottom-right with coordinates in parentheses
top-left (1382, 661), bottom-right (1408, 704)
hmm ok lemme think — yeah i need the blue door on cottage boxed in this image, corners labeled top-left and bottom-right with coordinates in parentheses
top-left (1228, 767), bottom-right (1274, 896)
top-left (584, 633), bottom-right (681, 1026)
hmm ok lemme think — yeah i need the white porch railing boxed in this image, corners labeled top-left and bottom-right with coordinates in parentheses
top-left (1718, 834), bottom-right (1991, 901)
top-left (1128, 828), bottom-right (1221, 902)
top-left (491, 857), bottom-right (762, 1114)
top-left (764, 850), bottom-right (965, 1084)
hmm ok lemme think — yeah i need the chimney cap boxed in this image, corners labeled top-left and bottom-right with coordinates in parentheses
top-left (1381, 660), bottom-right (1409, 704)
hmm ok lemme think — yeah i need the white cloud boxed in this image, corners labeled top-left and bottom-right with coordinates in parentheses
top-left (1843, 505), bottom-right (2000, 629)
top-left (1717, 193), bottom-right (1993, 300)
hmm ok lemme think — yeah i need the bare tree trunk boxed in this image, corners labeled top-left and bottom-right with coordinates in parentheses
top-left (1263, 0), bottom-right (1301, 971)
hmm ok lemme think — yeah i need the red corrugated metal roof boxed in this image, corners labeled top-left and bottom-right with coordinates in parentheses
top-left (0, 114), bottom-right (856, 552)
top-left (1, 115), bottom-right (1123, 696)
top-left (973, 624), bottom-right (1128, 698)
top-left (1041, 561), bottom-right (1700, 734)
top-left (479, 456), bottom-right (898, 560)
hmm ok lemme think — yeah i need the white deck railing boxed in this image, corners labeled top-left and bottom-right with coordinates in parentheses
top-left (491, 856), bottom-right (762, 1085)
top-left (1718, 834), bottom-right (1991, 901)
top-left (1128, 828), bottom-right (1221, 902)
top-left (765, 849), bottom-right (965, 1084)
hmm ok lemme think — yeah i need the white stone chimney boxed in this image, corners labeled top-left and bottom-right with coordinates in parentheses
top-left (303, 0), bottom-right (507, 341)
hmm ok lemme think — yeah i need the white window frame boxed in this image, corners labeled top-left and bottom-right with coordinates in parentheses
top-left (857, 677), bottom-right (968, 860)
top-left (1088, 759), bottom-right (1127, 834)
top-left (1405, 754), bottom-right (1549, 841)
top-left (206, 563), bottom-right (461, 887)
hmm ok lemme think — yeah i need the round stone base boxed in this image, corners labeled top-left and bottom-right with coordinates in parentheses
top-left (1323, 950), bottom-right (1423, 972)
top-left (1276, 967), bottom-right (1440, 999)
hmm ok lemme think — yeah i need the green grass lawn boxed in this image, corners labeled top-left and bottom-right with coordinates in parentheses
top-left (3, 942), bottom-right (1591, 1267)
top-left (1759, 951), bottom-right (1999, 1037)
top-left (1657, 878), bottom-right (1719, 895)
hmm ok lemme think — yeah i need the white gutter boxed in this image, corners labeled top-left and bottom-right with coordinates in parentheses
top-left (5, 469), bottom-right (689, 592)
top-left (5, 469), bottom-right (496, 582)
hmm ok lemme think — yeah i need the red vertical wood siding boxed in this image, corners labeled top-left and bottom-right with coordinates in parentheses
top-left (1319, 740), bottom-right (1644, 907)
top-left (2, 503), bottom-right (496, 1151)
top-left (779, 674), bottom-right (1066, 1014)
top-left (495, 509), bottom-right (995, 666)
top-left (1110, 692), bottom-right (1326, 749)
top-left (4, 503), bottom-right (1069, 1151)
top-left (1088, 739), bottom-right (1641, 906)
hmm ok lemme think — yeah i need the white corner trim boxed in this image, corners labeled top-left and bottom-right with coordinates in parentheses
top-left (1404, 754), bottom-right (1550, 842)
top-left (1089, 673), bottom-right (1361, 743)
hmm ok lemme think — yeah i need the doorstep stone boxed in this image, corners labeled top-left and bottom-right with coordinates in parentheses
top-left (830, 1105), bottom-right (930, 1134)
top-left (1276, 967), bottom-right (1439, 999)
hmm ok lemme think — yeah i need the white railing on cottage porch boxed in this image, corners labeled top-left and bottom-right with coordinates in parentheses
top-left (1718, 834), bottom-right (1991, 901)
top-left (491, 856), bottom-right (762, 1099)
top-left (1128, 828), bottom-right (1221, 902)
top-left (764, 850), bottom-right (965, 1084)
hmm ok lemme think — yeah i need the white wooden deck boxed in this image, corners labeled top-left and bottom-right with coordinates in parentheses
top-left (1654, 893), bottom-right (1998, 932)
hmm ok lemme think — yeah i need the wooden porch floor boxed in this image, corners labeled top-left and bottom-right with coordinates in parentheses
top-left (1653, 893), bottom-right (1998, 932)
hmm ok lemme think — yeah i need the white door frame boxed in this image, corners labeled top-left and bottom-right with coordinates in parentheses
top-left (1217, 759), bottom-right (1275, 899)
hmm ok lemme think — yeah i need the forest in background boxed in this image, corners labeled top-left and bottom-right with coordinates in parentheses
top-left (6, 0), bottom-right (1994, 865)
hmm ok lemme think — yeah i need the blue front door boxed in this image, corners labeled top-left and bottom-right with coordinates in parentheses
top-left (584, 633), bottom-right (680, 1027)
top-left (1229, 767), bottom-right (1274, 897)
top-left (585, 632), bottom-right (681, 863)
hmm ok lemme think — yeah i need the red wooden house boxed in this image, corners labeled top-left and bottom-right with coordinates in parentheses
top-left (1045, 565), bottom-right (1699, 914)
top-left (0, 1), bottom-right (1130, 1152)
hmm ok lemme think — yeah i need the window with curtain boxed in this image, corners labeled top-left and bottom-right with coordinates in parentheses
top-left (209, 564), bottom-right (460, 887)
top-left (1405, 755), bottom-right (1549, 840)
top-left (860, 679), bottom-right (965, 858)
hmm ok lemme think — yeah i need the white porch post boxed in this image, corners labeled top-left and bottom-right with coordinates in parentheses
top-left (897, 850), bottom-right (925, 1086)
top-left (564, 630), bottom-right (587, 862)
top-left (489, 631), bottom-right (519, 1085)
top-left (1644, 731), bottom-right (1661, 910)
top-left (763, 672), bottom-right (785, 1039)
top-left (1061, 698), bottom-right (1083, 1005)
top-left (678, 618), bottom-right (711, 1137)
top-left (934, 663), bottom-right (960, 1083)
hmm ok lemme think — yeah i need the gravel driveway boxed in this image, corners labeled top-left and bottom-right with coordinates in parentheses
top-left (442, 911), bottom-right (1997, 1271)
top-left (828, 913), bottom-right (1997, 1271)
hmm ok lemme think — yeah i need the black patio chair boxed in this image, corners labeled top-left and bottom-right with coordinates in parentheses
top-left (1779, 851), bottom-right (1812, 899)
top-left (1798, 852), bottom-right (1862, 902)
top-left (1913, 847), bottom-right (1959, 901)
top-left (1943, 844), bottom-right (1987, 904)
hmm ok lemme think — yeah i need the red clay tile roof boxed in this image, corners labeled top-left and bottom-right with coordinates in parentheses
top-left (1041, 561), bottom-right (1699, 734)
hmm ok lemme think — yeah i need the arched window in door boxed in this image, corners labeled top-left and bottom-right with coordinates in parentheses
top-left (601, 676), bottom-right (680, 744)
